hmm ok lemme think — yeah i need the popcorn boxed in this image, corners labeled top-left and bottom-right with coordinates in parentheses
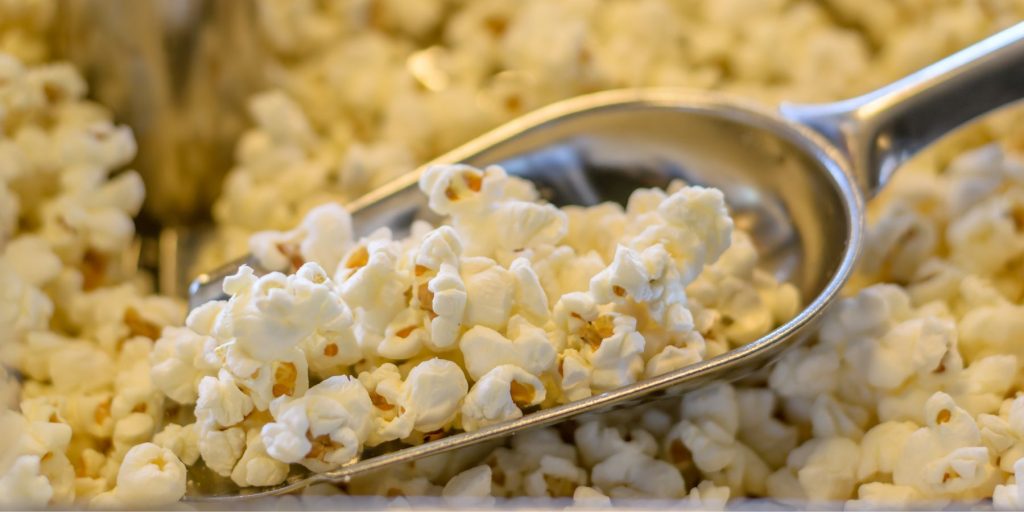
top-left (857, 421), bottom-right (918, 481)
top-left (226, 263), bottom-right (348, 362)
top-left (509, 257), bottom-right (550, 325)
top-left (365, 359), bottom-right (468, 442)
top-left (262, 375), bottom-right (372, 471)
top-left (846, 483), bottom-right (924, 509)
top-left (523, 455), bottom-right (587, 498)
top-left (809, 394), bottom-right (870, 440)
top-left (1, 235), bottom-right (61, 287)
top-left (993, 458), bottom-right (1024, 510)
top-left (591, 450), bottom-right (685, 500)
top-left (0, 455), bottom-right (54, 507)
top-left (575, 421), bottom-right (658, 468)
top-left (459, 318), bottom-right (556, 381)
top-left (462, 364), bottom-right (545, 432)
top-left (684, 481), bottom-right (731, 509)
top-left (844, 316), bottom-right (958, 391)
top-left (425, 262), bottom-right (467, 351)
top-left (11, 2), bottom-right (1024, 507)
top-left (153, 423), bottom-right (200, 466)
top-left (232, 428), bottom-right (290, 487)
top-left (461, 257), bottom-right (515, 331)
top-left (47, 340), bottom-right (115, 393)
top-left (572, 486), bottom-right (612, 508)
top-left (250, 202), bottom-right (354, 273)
top-left (771, 437), bottom-right (860, 501)
top-left (558, 349), bottom-right (593, 402)
top-left (95, 443), bottom-right (186, 507)
top-left (892, 393), bottom-right (998, 499)
top-left (198, 425), bottom-right (246, 477)
top-left (150, 326), bottom-right (218, 405)
top-left (576, 312), bottom-right (645, 392)
top-left (441, 464), bottom-right (494, 505)
top-left (196, 369), bottom-right (254, 428)
top-left (735, 389), bottom-right (798, 468)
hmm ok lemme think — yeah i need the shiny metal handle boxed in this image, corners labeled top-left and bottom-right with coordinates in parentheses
top-left (781, 22), bottom-right (1024, 197)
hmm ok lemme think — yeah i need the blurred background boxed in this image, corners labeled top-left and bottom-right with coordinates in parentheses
top-left (7, 0), bottom-right (1024, 292)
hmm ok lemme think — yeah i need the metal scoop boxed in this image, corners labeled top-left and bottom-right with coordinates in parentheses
top-left (186, 23), bottom-right (1024, 500)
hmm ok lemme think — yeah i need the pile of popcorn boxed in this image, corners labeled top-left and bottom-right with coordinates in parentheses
top-left (146, 160), bottom-right (796, 496)
top-left (0, 46), bottom-right (187, 507)
top-left (7, 0), bottom-right (1024, 509)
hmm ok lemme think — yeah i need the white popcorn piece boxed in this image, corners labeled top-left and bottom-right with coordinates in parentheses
top-left (378, 307), bottom-right (428, 360)
top-left (262, 375), bottom-right (373, 472)
top-left (818, 284), bottom-right (913, 348)
top-left (644, 343), bottom-right (703, 379)
top-left (591, 449), bottom-right (685, 500)
top-left (47, 339), bottom-right (115, 393)
top-left (441, 464), bottom-right (494, 505)
top-left (572, 312), bottom-right (645, 392)
top-left (112, 413), bottom-right (156, 461)
top-left (196, 369), bottom-right (254, 428)
top-left (425, 262), bottom-right (467, 351)
top-left (461, 256), bottom-right (515, 331)
top-left (250, 202), bottom-right (354, 273)
top-left (220, 341), bottom-right (310, 412)
top-left (226, 263), bottom-right (348, 362)
top-left (993, 458), bottom-right (1024, 510)
top-left (461, 364), bottom-right (545, 432)
top-left (369, 358), bottom-right (468, 442)
top-left (558, 348), bottom-right (593, 403)
top-left (150, 326), bottom-right (219, 405)
top-left (0, 455), bottom-right (54, 507)
top-left (198, 425), bottom-right (246, 477)
top-left (627, 186), bottom-right (733, 285)
top-left (232, 427), bottom-right (290, 488)
top-left (0, 265), bottom-right (53, 343)
top-left (97, 443), bottom-right (186, 507)
top-left (337, 229), bottom-right (410, 340)
top-left (0, 235), bottom-right (61, 287)
top-left (844, 316), bottom-right (958, 391)
top-left (419, 164), bottom-right (500, 217)
top-left (415, 226), bottom-right (463, 272)
top-left (571, 486), bottom-right (612, 508)
top-left (153, 423), bottom-right (200, 466)
top-left (768, 344), bottom-right (840, 399)
top-left (735, 388), bottom-right (798, 468)
top-left (509, 257), bottom-right (550, 325)
top-left (459, 318), bottom-right (556, 381)
top-left (857, 420), bottom-right (918, 481)
top-left (781, 437), bottom-right (861, 501)
top-left (809, 394), bottom-right (870, 440)
top-left (861, 201), bottom-right (939, 283)
top-left (846, 483), bottom-right (924, 510)
top-left (575, 421), bottom-right (658, 468)
top-left (521, 454), bottom-right (587, 498)
top-left (893, 392), bottom-right (998, 499)
top-left (959, 302), bottom-right (1024, 365)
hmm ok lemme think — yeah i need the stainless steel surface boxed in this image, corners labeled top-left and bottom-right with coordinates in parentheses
top-left (781, 23), bottom-right (1024, 197)
top-left (53, 0), bottom-right (268, 225)
top-left (185, 23), bottom-right (1024, 501)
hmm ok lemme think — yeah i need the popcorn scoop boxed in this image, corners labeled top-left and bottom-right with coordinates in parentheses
top-left (186, 23), bottom-right (1024, 500)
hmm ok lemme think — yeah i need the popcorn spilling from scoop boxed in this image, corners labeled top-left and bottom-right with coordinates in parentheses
top-left (164, 161), bottom-right (798, 483)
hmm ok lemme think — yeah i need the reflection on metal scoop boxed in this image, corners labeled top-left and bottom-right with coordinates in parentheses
top-left (186, 23), bottom-right (1024, 501)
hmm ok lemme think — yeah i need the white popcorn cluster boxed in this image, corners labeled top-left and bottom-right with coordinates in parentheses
top-left (0, 49), bottom-right (187, 508)
top-left (159, 162), bottom-right (801, 488)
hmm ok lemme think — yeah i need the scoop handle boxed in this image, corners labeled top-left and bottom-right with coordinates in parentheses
top-left (781, 22), bottom-right (1024, 197)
